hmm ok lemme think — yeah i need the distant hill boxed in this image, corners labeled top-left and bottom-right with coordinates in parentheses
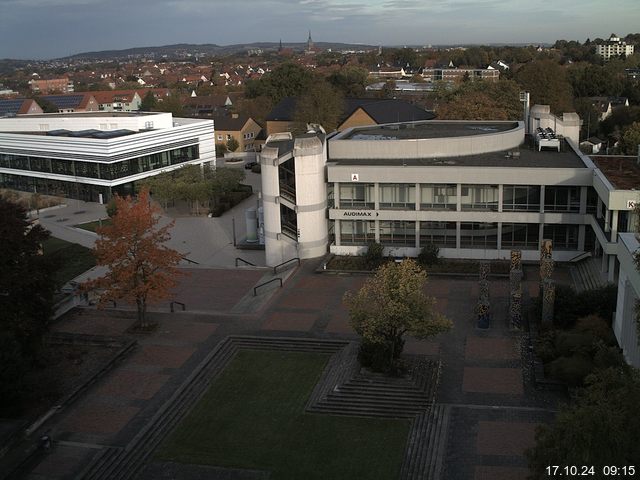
top-left (60, 42), bottom-right (379, 61)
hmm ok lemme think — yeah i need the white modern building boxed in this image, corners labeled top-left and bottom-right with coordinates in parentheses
top-left (614, 233), bottom-right (640, 367)
top-left (596, 34), bottom-right (635, 60)
top-left (0, 112), bottom-right (215, 202)
top-left (258, 106), bottom-right (639, 282)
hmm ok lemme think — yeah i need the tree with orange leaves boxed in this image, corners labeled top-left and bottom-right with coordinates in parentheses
top-left (85, 189), bottom-right (183, 328)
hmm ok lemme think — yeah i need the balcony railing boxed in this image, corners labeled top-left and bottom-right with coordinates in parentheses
top-left (282, 222), bottom-right (298, 241)
top-left (279, 183), bottom-right (296, 203)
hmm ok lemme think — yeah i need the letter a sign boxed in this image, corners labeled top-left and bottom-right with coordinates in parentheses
top-left (351, 173), bottom-right (359, 182)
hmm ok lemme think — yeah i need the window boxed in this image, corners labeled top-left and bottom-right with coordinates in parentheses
top-left (503, 185), bottom-right (541, 211)
top-left (339, 183), bottom-right (374, 209)
top-left (460, 222), bottom-right (498, 249)
top-left (543, 224), bottom-right (579, 250)
top-left (544, 186), bottom-right (580, 213)
top-left (340, 220), bottom-right (375, 245)
top-left (379, 183), bottom-right (415, 209)
top-left (420, 184), bottom-right (456, 210)
top-left (586, 187), bottom-right (598, 214)
top-left (461, 185), bottom-right (498, 211)
top-left (420, 221), bottom-right (456, 248)
top-left (380, 221), bottom-right (416, 246)
top-left (501, 223), bottom-right (539, 249)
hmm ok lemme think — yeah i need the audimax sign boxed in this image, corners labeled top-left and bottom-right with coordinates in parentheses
top-left (342, 211), bottom-right (379, 217)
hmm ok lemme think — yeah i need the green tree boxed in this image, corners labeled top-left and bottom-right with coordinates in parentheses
top-left (156, 90), bottom-right (183, 116)
top-left (139, 90), bottom-right (157, 111)
top-left (526, 367), bottom-right (640, 477)
top-left (226, 137), bottom-right (240, 152)
top-left (0, 197), bottom-right (55, 354)
top-left (293, 80), bottom-right (345, 132)
top-left (33, 96), bottom-right (59, 113)
top-left (514, 60), bottom-right (575, 114)
top-left (327, 66), bottom-right (369, 97)
top-left (343, 259), bottom-right (452, 372)
top-left (437, 79), bottom-right (522, 120)
top-left (621, 121), bottom-right (640, 155)
top-left (380, 79), bottom-right (397, 99)
top-left (246, 62), bottom-right (314, 104)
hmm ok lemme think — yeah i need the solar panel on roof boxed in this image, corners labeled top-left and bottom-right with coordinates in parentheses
top-left (42, 95), bottom-right (84, 109)
top-left (0, 99), bottom-right (26, 115)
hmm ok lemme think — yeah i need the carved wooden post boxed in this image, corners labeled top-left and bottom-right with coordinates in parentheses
top-left (510, 249), bottom-right (523, 329)
top-left (541, 278), bottom-right (555, 325)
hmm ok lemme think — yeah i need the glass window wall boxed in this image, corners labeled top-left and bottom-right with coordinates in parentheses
top-left (543, 224), bottom-right (579, 250)
top-left (379, 221), bottom-right (416, 246)
top-left (340, 220), bottom-right (376, 245)
top-left (339, 184), bottom-right (375, 209)
top-left (501, 223), bottom-right (539, 249)
top-left (460, 222), bottom-right (498, 249)
top-left (461, 185), bottom-right (498, 211)
top-left (379, 183), bottom-right (415, 210)
top-left (503, 185), bottom-right (541, 211)
top-left (419, 221), bottom-right (456, 248)
top-left (420, 184), bottom-right (456, 210)
top-left (544, 186), bottom-right (580, 213)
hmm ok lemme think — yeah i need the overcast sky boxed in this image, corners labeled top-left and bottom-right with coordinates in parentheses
top-left (1, 0), bottom-right (639, 59)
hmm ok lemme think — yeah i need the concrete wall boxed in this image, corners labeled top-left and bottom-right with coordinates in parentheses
top-left (293, 135), bottom-right (328, 260)
top-left (614, 233), bottom-right (640, 367)
top-left (0, 112), bottom-right (174, 132)
top-left (329, 121), bottom-right (524, 159)
top-left (259, 144), bottom-right (285, 266)
top-left (529, 105), bottom-right (581, 145)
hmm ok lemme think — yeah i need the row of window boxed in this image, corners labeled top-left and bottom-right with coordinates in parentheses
top-left (338, 184), bottom-right (595, 213)
top-left (339, 220), bottom-right (579, 250)
top-left (0, 145), bottom-right (199, 181)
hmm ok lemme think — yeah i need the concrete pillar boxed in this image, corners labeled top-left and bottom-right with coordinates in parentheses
top-left (415, 182), bottom-right (420, 211)
top-left (605, 209), bottom-right (610, 232)
top-left (597, 197), bottom-right (603, 219)
top-left (374, 182), bottom-right (379, 210)
top-left (602, 252), bottom-right (608, 274)
top-left (415, 221), bottom-right (420, 249)
top-left (260, 146), bottom-right (284, 267)
top-left (334, 182), bottom-right (340, 208)
top-left (539, 185), bottom-right (545, 213)
top-left (578, 224), bottom-right (586, 251)
top-left (608, 255), bottom-right (616, 283)
top-left (579, 186), bottom-right (588, 215)
top-left (375, 220), bottom-right (380, 243)
top-left (498, 184), bottom-right (503, 213)
top-left (497, 223), bottom-right (503, 251)
top-left (456, 183), bottom-right (462, 212)
top-left (611, 210), bottom-right (619, 242)
top-left (456, 221), bottom-right (461, 249)
top-left (538, 223), bottom-right (545, 250)
top-left (335, 219), bottom-right (341, 246)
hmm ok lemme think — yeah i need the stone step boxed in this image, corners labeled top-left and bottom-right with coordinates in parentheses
top-left (335, 384), bottom-right (429, 398)
top-left (324, 395), bottom-right (431, 409)
top-left (307, 404), bottom-right (423, 418)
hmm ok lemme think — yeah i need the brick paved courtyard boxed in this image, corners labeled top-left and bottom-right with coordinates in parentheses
top-left (19, 263), bottom-right (562, 480)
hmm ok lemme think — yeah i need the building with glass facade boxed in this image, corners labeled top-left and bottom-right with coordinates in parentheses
top-left (259, 107), bottom-right (640, 289)
top-left (0, 112), bottom-right (215, 202)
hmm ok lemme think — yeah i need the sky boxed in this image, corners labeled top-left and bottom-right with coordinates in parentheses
top-left (1, 0), bottom-right (639, 59)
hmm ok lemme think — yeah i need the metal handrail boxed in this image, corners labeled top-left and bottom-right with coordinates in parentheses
top-left (253, 277), bottom-right (283, 296)
top-left (568, 251), bottom-right (592, 263)
top-left (235, 257), bottom-right (256, 267)
top-left (181, 256), bottom-right (199, 265)
top-left (273, 257), bottom-right (300, 274)
top-left (170, 301), bottom-right (185, 312)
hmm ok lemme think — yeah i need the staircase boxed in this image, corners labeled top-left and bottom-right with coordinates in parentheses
top-left (570, 258), bottom-right (606, 292)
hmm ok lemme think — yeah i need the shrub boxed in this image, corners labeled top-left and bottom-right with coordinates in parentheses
top-left (542, 284), bottom-right (618, 329)
top-left (546, 355), bottom-right (594, 387)
top-left (535, 330), bottom-right (557, 363)
top-left (554, 331), bottom-right (597, 357)
top-left (106, 197), bottom-right (118, 217)
top-left (417, 243), bottom-right (440, 267)
top-left (362, 242), bottom-right (385, 270)
top-left (593, 343), bottom-right (625, 369)
top-left (574, 314), bottom-right (616, 344)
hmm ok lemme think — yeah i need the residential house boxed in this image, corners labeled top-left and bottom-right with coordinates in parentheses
top-left (580, 137), bottom-right (604, 154)
top-left (90, 90), bottom-right (143, 112)
top-left (40, 93), bottom-right (99, 113)
top-left (0, 98), bottom-right (44, 116)
top-left (421, 65), bottom-right (499, 83)
top-left (588, 96), bottom-right (630, 121)
top-left (213, 113), bottom-right (262, 152)
top-left (265, 97), bottom-right (435, 135)
top-left (29, 77), bottom-right (74, 94)
top-left (183, 95), bottom-right (234, 117)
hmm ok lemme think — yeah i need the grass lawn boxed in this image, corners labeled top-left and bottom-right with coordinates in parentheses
top-left (156, 350), bottom-right (410, 480)
top-left (42, 237), bottom-right (96, 286)
top-left (74, 218), bottom-right (111, 233)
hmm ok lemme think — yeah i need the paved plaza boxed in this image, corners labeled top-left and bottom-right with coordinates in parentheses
top-left (14, 256), bottom-right (565, 480)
